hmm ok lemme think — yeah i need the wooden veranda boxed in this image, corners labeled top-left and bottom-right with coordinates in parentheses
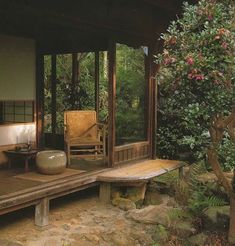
top-left (0, 0), bottom-right (194, 225)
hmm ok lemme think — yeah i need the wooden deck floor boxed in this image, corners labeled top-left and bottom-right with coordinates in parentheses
top-left (0, 158), bottom-right (185, 221)
top-left (0, 158), bottom-right (106, 197)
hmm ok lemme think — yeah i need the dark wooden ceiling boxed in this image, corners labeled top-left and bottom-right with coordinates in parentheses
top-left (0, 0), bottom-right (196, 53)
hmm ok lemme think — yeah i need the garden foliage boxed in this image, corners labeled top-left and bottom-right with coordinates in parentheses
top-left (44, 45), bottom-right (147, 144)
top-left (156, 0), bottom-right (235, 168)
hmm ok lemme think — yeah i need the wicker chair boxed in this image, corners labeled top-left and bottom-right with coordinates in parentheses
top-left (64, 110), bottom-right (106, 166)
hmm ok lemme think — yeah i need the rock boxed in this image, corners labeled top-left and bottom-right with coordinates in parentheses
top-left (203, 206), bottom-right (230, 231)
top-left (112, 197), bottom-right (136, 211)
top-left (197, 172), bottom-right (217, 184)
top-left (84, 234), bottom-right (100, 243)
top-left (172, 220), bottom-right (197, 238)
top-left (197, 172), bottom-right (229, 199)
top-left (70, 218), bottom-right (79, 225)
top-left (110, 232), bottom-right (135, 246)
top-left (126, 183), bottom-right (147, 204)
top-left (188, 233), bottom-right (208, 246)
top-left (0, 240), bottom-right (24, 246)
top-left (111, 191), bottom-right (122, 199)
top-left (43, 238), bottom-right (61, 246)
top-left (126, 205), bottom-right (172, 226)
top-left (144, 191), bottom-right (163, 205)
top-left (111, 186), bottom-right (123, 199)
top-left (62, 224), bottom-right (71, 231)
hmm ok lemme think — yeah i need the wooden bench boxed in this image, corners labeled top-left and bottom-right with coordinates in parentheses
top-left (97, 159), bottom-right (186, 203)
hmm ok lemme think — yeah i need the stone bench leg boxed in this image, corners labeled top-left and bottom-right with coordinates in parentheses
top-left (35, 197), bottom-right (49, 227)
top-left (99, 182), bottom-right (111, 203)
top-left (179, 167), bottom-right (184, 179)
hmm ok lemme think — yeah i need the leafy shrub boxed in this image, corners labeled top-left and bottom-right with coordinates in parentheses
top-left (156, 0), bottom-right (235, 165)
top-left (218, 136), bottom-right (235, 171)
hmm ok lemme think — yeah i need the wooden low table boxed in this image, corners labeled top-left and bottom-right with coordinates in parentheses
top-left (4, 149), bottom-right (40, 172)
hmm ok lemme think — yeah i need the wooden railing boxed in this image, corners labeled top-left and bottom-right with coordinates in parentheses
top-left (114, 141), bottom-right (149, 165)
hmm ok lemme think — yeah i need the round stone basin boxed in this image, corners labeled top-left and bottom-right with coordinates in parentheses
top-left (36, 150), bottom-right (67, 175)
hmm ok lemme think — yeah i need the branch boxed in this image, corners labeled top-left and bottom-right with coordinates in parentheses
top-left (207, 147), bottom-right (233, 194)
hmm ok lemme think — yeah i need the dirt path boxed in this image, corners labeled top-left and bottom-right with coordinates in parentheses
top-left (0, 189), bottom-right (155, 246)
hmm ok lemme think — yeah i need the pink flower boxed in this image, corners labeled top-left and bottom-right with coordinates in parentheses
top-left (195, 74), bottom-right (205, 80)
top-left (208, 15), bottom-right (213, 21)
top-left (163, 58), bottom-right (171, 65)
top-left (186, 56), bottom-right (194, 65)
top-left (188, 73), bottom-right (193, 79)
top-left (221, 42), bottom-right (228, 49)
top-left (163, 57), bottom-right (176, 65)
top-left (187, 69), bottom-right (204, 80)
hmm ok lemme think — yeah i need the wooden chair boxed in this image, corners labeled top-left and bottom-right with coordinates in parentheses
top-left (64, 110), bottom-right (106, 166)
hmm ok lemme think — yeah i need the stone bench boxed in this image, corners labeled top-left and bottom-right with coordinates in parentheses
top-left (97, 159), bottom-right (186, 203)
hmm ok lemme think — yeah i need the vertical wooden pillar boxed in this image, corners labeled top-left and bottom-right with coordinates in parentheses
top-left (35, 197), bottom-right (49, 227)
top-left (36, 48), bottom-right (44, 148)
top-left (151, 46), bottom-right (157, 160)
top-left (145, 47), bottom-right (153, 158)
top-left (95, 51), bottom-right (100, 119)
top-left (146, 45), bottom-right (158, 160)
top-left (108, 41), bottom-right (116, 167)
top-left (72, 53), bottom-right (78, 85)
top-left (51, 54), bottom-right (57, 147)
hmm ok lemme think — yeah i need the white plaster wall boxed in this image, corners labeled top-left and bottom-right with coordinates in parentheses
top-left (0, 35), bottom-right (36, 146)
top-left (0, 35), bottom-right (36, 100)
top-left (0, 123), bottom-right (36, 146)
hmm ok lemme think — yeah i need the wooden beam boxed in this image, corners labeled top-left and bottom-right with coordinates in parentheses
top-left (95, 51), bottom-right (100, 119)
top-left (0, 0), bottom-right (174, 51)
top-left (108, 41), bottom-right (116, 167)
top-left (51, 54), bottom-right (57, 147)
top-left (36, 47), bottom-right (44, 148)
top-left (143, 0), bottom-right (182, 13)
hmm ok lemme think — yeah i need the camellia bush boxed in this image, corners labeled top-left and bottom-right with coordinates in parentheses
top-left (156, 0), bottom-right (235, 163)
top-left (156, 0), bottom-right (235, 241)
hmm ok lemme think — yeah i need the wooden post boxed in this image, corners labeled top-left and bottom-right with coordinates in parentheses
top-left (35, 197), bottom-right (49, 227)
top-left (99, 182), bottom-right (111, 203)
top-left (108, 41), bottom-right (116, 167)
top-left (179, 166), bottom-right (184, 179)
top-left (145, 46), bottom-right (153, 158)
top-left (51, 54), bottom-right (57, 147)
top-left (146, 43), bottom-right (161, 160)
top-left (150, 45), bottom-right (158, 160)
top-left (71, 53), bottom-right (78, 109)
top-left (95, 51), bottom-right (100, 120)
top-left (36, 48), bottom-right (44, 148)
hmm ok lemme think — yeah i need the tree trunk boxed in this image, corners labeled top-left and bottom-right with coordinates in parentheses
top-left (207, 147), bottom-right (232, 194)
top-left (229, 193), bottom-right (235, 244)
